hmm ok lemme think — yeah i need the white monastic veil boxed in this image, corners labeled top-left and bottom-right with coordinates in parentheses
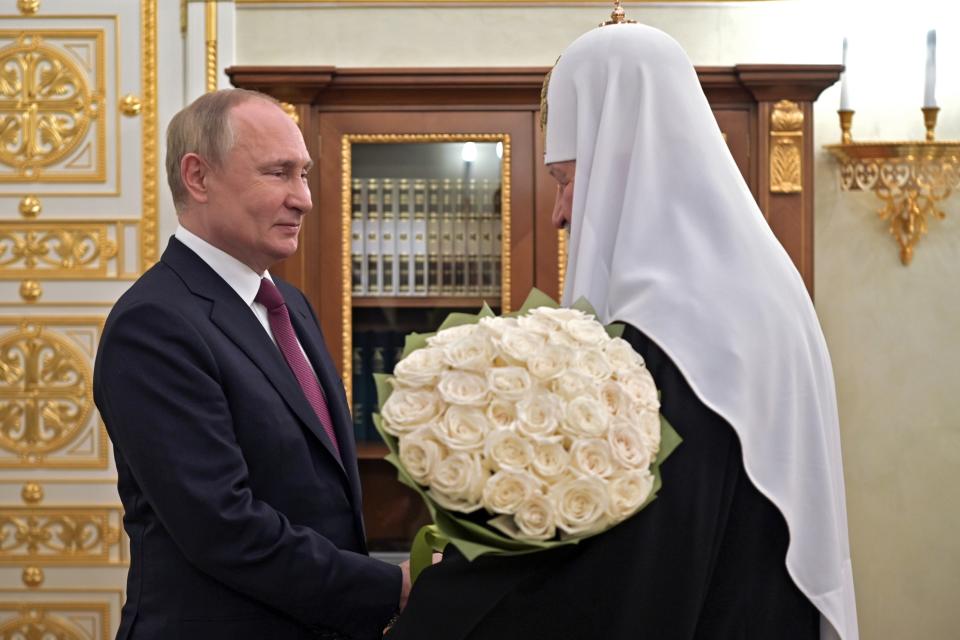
top-left (544, 24), bottom-right (858, 640)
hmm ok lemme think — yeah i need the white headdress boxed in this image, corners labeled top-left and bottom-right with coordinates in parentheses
top-left (545, 22), bottom-right (858, 640)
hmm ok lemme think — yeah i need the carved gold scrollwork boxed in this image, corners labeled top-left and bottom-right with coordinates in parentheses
top-left (0, 608), bottom-right (81, 639)
top-left (770, 100), bottom-right (803, 194)
top-left (0, 224), bottom-right (117, 276)
top-left (17, 0), bottom-right (40, 16)
top-left (0, 325), bottom-right (92, 462)
top-left (0, 508), bottom-right (120, 563)
top-left (0, 34), bottom-right (102, 179)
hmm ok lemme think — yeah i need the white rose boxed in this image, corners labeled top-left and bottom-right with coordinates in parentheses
top-left (550, 369), bottom-right (594, 400)
top-left (576, 348), bottom-right (613, 382)
top-left (427, 323), bottom-right (478, 347)
top-left (443, 332), bottom-right (495, 371)
top-left (514, 495), bottom-right (557, 540)
top-left (436, 405), bottom-right (489, 452)
top-left (481, 469), bottom-right (540, 514)
top-left (427, 452), bottom-right (486, 513)
top-left (546, 329), bottom-right (581, 349)
top-left (380, 389), bottom-right (444, 435)
top-left (599, 380), bottom-right (629, 417)
top-left (603, 337), bottom-right (645, 372)
top-left (398, 426), bottom-right (446, 484)
top-left (495, 327), bottom-right (546, 363)
top-left (569, 438), bottom-right (616, 478)
top-left (526, 344), bottom-right (570, 381)
top-left (479, 315), bottom-right (519, 338)
top-left (486, 398), bottom-right (518, 430)
top-left (530, 307), bottom-right (587, 324)
top-left (608, 469), bottom-right (655, 519)
top-left (437, 370), bottom-right (490, 406)
top-left (607, 420), bottom-right (654, 470)
top-left (486, 366), bottom-right (533, 401)
top-left (531, 437), bottom-right (570, 481)
top-left (393, 347), bottom-right (446, 387)
top-left (516, 312), bottom-right (556, 336)
top-left (561, 396), bottom-right (610, 438)
top-left (484, 428), bottom-right (535, 472)
top-left (515, 392), bottom-right (561, 438)
top-left (562, 317), bottom-right (610, 347)
top-left (618, 370), bottom-right (660, 411)
top-left (550, 476), bottom-right (610, 536)
top-left (628, 406), bottom-right (662, 454)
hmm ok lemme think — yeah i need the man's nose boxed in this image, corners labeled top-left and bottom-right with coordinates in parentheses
top-left (287, 177), bottom-right (313, 213)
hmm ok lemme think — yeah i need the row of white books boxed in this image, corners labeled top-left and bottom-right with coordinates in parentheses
top-left (350, 177), bottom-right (503, 297)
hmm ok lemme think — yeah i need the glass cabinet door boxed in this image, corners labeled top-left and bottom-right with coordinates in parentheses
top-left (343, 135), bottom-right (510, 450)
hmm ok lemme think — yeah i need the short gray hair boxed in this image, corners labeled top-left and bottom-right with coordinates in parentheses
top-left (165, 88), bottom-right (281, 211)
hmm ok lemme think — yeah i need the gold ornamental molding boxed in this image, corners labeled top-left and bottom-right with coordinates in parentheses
top-left (22, 565), bottom-right (43, 588)
top-left (17, 0), bottom-right (40, 16)
top-left (19, 280), bottom-right (42, 302)
top-left (141, 0), bottom-right (160, 270)
top-left (0, 507), bottom-right (122, 565)
top-left (770, 99), bottom-right (803, 194)
top-left (0, 221), bottom-right (121, 279)
top-left (205, 0), bottom-right (218, 93)
top-left (0, 318), bottom-right (108, 469)
top-left (18, 195), bottom-right (41, 218)
top-left (0, 603), bottom-right (109, 640)
top-left (118, 94), bottom-right (141, 117)
top-left (0, 31), bottom-right (106, 183)
top-left (280, 101), bottom-right (300, 125)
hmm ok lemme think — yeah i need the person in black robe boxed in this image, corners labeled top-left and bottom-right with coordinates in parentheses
top-left (389, 10), bottom-right (858, 640)
top-left (386, 325), bottom-right (817, 639)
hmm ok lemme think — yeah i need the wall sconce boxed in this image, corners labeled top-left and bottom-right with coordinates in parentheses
top-left (825, 32), bottom-right (960, 265)
top-left (825, 109), bottom-right (959, 265)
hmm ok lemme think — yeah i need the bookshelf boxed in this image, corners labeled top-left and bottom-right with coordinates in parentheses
top-left (227, 64), bottom-right (841, 550)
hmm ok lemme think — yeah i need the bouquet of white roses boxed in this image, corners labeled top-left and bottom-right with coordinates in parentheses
top-left (373, 291), bottom-right (680, 579)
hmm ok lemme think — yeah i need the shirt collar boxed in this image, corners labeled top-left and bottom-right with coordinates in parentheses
top-left (174, 225), bottom-right (272, 306)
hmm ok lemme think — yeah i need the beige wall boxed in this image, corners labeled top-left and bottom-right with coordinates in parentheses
top-left (236, 2), bottom-right (960, 637)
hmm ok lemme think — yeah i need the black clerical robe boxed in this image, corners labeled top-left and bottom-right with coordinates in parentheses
top-left (387, 324), bottom-right (818, 640)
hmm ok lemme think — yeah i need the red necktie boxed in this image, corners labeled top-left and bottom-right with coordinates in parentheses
top-left (255, 278), bottom-right (340, 459)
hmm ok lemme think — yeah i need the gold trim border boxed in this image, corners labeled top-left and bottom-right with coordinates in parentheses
top-left (141, 0), bottom-right (159, 270)
top-left (0, 506), bottom-right (124, 566)
top-left (0, 601), bottom-right (110, 640)
top-left (236, 0), bottom-right (771, 4)
top-left (339, 133), bottom-right (511, 404)
top-left (205, 0), bottom-right (218, 93)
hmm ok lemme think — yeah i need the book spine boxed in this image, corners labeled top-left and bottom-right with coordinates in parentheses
top-left (466, 178), bottom-right (481, 296)
top-left (453, 178), bottom-right (467, 295)
top-left (413, 179), bottom-right (428, 295)
top-left (397, 178), bottom-right (412, 296)
top-left (480, 179), bottom-right (495, 298)
top-left (365, 178), bottom-right (380, 295)
top-left (381, 178), bottom-right (397, 296)
top-left (426, 179), bottom-right (441, 295)
top-left (351, 178), bottom-right (365, 295)
top-left (440, 178), bottom-right (455, 295)
top-left (352, 345), bottom-right (365, 442)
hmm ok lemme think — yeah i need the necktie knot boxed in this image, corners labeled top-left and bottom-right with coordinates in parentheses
top-left (255, 278), bottom-right (286, 311)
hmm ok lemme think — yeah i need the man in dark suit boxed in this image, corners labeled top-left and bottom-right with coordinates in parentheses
top-left (94, 89), bottom-right (408, 639)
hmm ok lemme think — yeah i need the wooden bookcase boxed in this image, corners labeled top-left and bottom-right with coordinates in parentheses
top-left (228, 64), bottom-right (840, 550)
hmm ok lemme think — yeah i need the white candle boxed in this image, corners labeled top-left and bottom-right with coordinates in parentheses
top-left (924, 29), bottom-right (937, 108)
top-left (840, 37), bottom-right (851, 111)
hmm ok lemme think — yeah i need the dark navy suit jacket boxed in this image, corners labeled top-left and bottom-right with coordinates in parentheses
top-left (94, 238), bottom-right (400, 639)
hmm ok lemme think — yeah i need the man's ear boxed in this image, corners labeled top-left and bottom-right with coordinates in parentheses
top-left (181, 153), bottom-right (210, 204)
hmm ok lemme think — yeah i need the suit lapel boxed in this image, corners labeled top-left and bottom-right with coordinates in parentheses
top-left (284, 291), bottom-right (363, 507)
top-left (162, 239), bottom-right (348, 480)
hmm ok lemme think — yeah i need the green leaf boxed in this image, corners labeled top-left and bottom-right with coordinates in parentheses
top-left (477, 302), bottom-right (497, 319)
top-left (437, 312), bottom-right (481, 332)
top-left (605, 322), bottom-right (626, 339)
top-left (570, 296), bottom-right (600, 318)
top-left (514, 287), bottom-right (559, 316)
top-left (401, 332), bottom-right (430, 359)
top-left (656, 415), bottom-right (682, 465)
top-left (373, 373), bottom-right (394, 410)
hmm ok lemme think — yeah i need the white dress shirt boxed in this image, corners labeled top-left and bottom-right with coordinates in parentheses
top-left (174, 225), bottom-right (317, 375)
